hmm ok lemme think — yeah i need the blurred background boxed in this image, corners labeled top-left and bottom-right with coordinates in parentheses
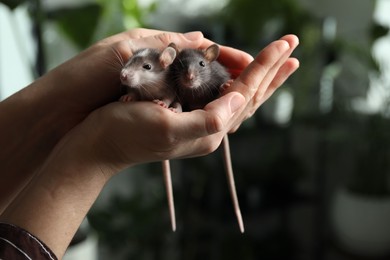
top-left (1, 0), bottom-right (390, 259)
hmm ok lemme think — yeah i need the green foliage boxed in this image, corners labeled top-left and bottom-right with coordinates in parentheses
top-left (1, 0), bottom-right (158, 50)
top-left (121, 0), bottom-right (157, 29)
top-left (221, 0), bottom-right (387, 119)
top-left (46, 3), bottom-right (102, 49)
top-left (222, 0), bottom-right (312, 45)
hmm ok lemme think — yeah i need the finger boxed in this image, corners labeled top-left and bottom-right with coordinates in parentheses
top-left (166, 92), bottom-right (245, 159)
top-left (127, 31), bottom-right (205, 51)
top-left (219, 34), bottom-right (298, 78)
top-left (229, 39), bottom-right (291, 103)
top-left (227, 36), bottom-right (299, 132)
top-left (251, 35), bottom-right (299, 98)
top-left (174, 92), bottom-right (245, 140)
top-left (228, 58), bottom-right (299, 133)
top-left (125, 28), bottom-right (176, 39)
top-left (218, 46), bottom-right (254, 78)
top-left (280, 34), bottom-right (300, 49)
top-left (239, 34), bottom-right (299, 94)
top-left (243, 39), bottom-right (299, 116)
top-left (98, 28), bottom-right (179, 45)
top-left (258, 57), bottom-right (300, 104)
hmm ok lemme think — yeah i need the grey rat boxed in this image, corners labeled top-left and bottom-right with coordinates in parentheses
top-left (120, 47), bottom-right (181, 111)
top-left (169, 43), bottom-right (244, 233)
top-left (169, 43), bottom-right (230, 111)
top-left (119, 46), bottom-right (178, 231)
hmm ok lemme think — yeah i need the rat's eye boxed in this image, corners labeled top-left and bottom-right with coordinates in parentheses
top-left (199, 61), bottom-right (205, 67)
top-left (143, 63), bottom-right (152, 70)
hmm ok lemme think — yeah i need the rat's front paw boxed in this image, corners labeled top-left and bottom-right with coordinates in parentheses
top-left (153, 99), bottom-right (169, 108)
top-left (169, 107), bottom-right (180, 113)
top-left (220, 79), bottom-right (234, 92)
top-left (120, 94), bottom-right (135, 102)
top-left (169, 102), bottom-right (182, 113)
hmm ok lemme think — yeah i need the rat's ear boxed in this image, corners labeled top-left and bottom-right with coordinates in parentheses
top-left (168, 42), bottom-right (179, 53)
top-left (160, 46), bottom-right (177, 68)
top-left (204, 44), bottom-right (220, 62)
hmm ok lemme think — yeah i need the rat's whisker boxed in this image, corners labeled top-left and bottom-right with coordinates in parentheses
top-left (109, 46), bottom-right (125, 67)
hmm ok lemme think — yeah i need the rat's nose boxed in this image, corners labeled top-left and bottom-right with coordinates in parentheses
top-left (120, 72), bottom-right (127, 81)
top-left (186, 72), bottom-right (194, 81)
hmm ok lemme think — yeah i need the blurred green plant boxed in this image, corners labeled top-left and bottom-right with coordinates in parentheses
top-left (121, 0), bottom-right (157, 29)
top-left (221, 0), bottom-right (313, 46)
top-left (220, 0), bottom-right (388, 118)
top-left (46, 3), bottom-right (102, 49)
top-left (0, 0), bottom-right (157, 50)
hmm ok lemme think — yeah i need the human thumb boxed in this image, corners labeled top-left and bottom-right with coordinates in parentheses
top-left (203, 92), bottom-right (245, 134)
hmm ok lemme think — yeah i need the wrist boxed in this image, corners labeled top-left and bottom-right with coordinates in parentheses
top-left (0, 124), bottom-right (112, 258)
top-left (74, 107), bottom-right (137, 176)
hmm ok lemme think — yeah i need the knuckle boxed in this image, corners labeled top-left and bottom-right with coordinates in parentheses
top-left (154, 33), bottom-right (173, 47)
top-left (130, 28), bottom-right (143, 35)
top-left (205, 113), bottom-right (224, 134)
top-left (251, 88), bottom-right (266, 108)
top-left (253, 92), bottom-right (263, 105)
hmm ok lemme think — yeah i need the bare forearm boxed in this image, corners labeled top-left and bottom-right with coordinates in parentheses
top-left (0, 124), bottom-right (111, 259)
top-left (0, 79), bottom-right (81, 213)
top-left (0, 52), bottom-right (121, 213)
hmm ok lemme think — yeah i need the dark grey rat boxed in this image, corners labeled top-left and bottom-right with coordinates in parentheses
top-left (169, 43), bottom-right (231, 111)
top-left (169, 43), bottom-right (244, 233)
top-left (119, 45), bottom-right (178, 231)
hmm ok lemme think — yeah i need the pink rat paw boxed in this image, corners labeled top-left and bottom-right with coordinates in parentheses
top-left (153, 99), bottom-right (169, 108)
top-left (169, 102), bottom-right (183, 113)
top-left (220, 79), bottom-right (234, 92)
top-left (120, 94), bottom-right (135, 102)
top-left (169, 107), bottom-right (181, 113)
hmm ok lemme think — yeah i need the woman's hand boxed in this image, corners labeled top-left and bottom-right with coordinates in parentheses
top-left (0, 28), bottom-right (253, 211)
top-left (64, 34), bottom-right (299, 175)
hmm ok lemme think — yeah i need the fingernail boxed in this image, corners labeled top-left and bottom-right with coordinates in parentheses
top-left (184, 31), bottom-right (203, 41)
top-left (230, 93), bottom-right (245, 114)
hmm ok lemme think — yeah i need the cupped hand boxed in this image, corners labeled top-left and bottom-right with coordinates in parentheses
top-left (67, 91), bottom-right (244, 176)
top-left (66, 34), bottom-right (299, 175)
